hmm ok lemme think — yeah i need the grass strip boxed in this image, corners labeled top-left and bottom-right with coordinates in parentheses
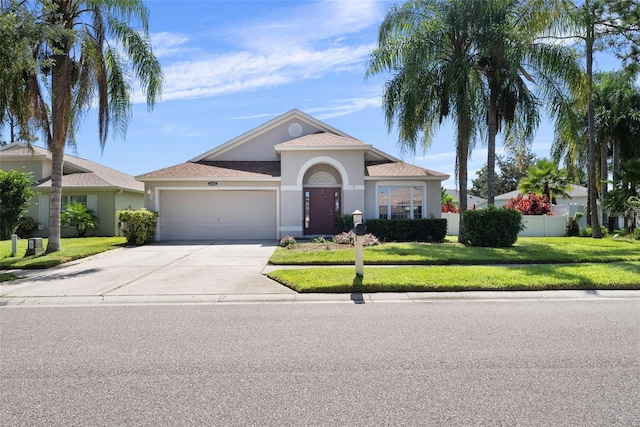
top-left (0, 237), bottom-right (127, 269)
top-left (269, 237), bottom-right (640, 265)
top-left (267, 262), bottom-right (640, 293)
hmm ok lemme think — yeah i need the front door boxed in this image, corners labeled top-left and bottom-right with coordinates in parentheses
top-left (304, 188), bottom-right (341, 235)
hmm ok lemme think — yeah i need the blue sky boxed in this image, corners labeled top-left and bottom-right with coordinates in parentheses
top-left (61, 0), bottom-right (620, 189)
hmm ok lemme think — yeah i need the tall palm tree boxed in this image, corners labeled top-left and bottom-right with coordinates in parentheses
top-left (367, 0), bottom-right (484, 243)
top-left (474, 0), bottom-right (582, 205)
top-left (22, 0), bottom-right (162, 252)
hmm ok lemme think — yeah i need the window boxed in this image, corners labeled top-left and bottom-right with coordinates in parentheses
top-left (378, 185), bottom-right (423, 219)
top-left (61, 195), bottom-right (87, 209)
top-left (61, 195), bottom-right (97, 213)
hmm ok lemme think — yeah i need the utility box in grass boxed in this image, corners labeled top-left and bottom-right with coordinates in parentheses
top-left (25, 238), bottom-right (44, 256)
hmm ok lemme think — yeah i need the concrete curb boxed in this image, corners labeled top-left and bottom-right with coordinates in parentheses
top-left (2, 290), bottom-right (639, 308)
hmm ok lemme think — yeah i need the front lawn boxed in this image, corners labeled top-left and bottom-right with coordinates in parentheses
top-left (269, 236), bottom-right (640, 265)
top-left (267, 262), bottom-right (640, 293)
top-left (0, 237), bottom-right (127, 270)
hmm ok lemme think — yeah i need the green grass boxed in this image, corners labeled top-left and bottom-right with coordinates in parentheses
top-left (0, 237), bottom-right (127, 269)
top-left (267, 262), bottom-right (640, 293)
top-left (269, 237), bottom-right (640, 265)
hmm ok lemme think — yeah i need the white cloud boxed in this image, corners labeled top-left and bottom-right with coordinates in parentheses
top-left (133, 1), bottom-right (387, 104)
top-left (308, 96), bottom-right (382, 119)
top-left (153, 44), bottom-right (375, 102)
top-left (151, 32), bottom-right (192, 58)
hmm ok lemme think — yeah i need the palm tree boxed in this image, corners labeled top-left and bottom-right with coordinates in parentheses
top-left (518, 158), bottom-right (572, 204)
top-left (21, 0), bottom-right (162, 252)
top-left (367, 0), bottom-right (485, 243)
top-left (473, 0), bottom-right (582, 205)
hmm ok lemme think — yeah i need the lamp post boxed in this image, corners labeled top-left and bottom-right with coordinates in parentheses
top-left (352, 210), bottom-right (364, 276)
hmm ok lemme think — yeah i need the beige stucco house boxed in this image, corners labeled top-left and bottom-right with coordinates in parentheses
top-left (137, 110), bottom-right (449, 241)
top-left (0, 142), bottom-right (144, 237)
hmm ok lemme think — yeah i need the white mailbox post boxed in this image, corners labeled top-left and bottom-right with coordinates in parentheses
top-left (352, 210), bottom-right (364, 277)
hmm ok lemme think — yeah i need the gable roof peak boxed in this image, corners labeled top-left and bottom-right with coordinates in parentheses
top-left (189, 109), bottom-right (360, 162)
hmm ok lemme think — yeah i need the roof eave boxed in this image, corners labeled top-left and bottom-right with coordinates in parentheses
top-left (365, 175), bottom-right (450, 181)
top-left (275, 144), bottom-right (372, 153)
top-left (136, 176), bottom-right (282, 182)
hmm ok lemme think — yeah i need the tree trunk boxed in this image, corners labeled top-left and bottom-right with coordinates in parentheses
top-left (600, 137), bottom-right (609, 227)
top-left (458, 143), bottom-right (468, 244)
top-left (46, 51), bottom-right (72, 253)
top-left (486, 83), bottom-right (499, 206)
top-left (586, 30), bottom-right (602, 238)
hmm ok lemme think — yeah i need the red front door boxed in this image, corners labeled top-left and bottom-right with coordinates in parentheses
top-left (304, 188), bottom-right (341, 235)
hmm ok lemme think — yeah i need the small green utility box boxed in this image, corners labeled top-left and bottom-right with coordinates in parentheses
top-left (25, 238), bottom-right (44, 256)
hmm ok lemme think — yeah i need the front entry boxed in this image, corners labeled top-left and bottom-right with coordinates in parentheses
top-left (304, 187), bottom-right (341, 235)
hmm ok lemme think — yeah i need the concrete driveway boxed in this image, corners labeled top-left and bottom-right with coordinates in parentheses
top-left (1, 241), bottom-right (295, 305)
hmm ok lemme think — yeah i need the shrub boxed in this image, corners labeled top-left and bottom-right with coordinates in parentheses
top-left (581, 226), bottom-right (608, 238)
top-left (333, 231), bottom-right (379, 246)
top-left (61, 201), bottom-right (100, 237)
top-left (279, 235), bottom-right (296, 247)
top-left (15, 216), bottom-right (37, 238)
top-left (335, 214), bottom-right (354, 234)
top-left (117, 208), bottom-right (158, 245)
top-left (364, 219), bottom-right (447, 242)
top-left (505, 193), bottom-right (552, 215)
top-left (441, 201), bottom-right (460, 213)
top-left (566, 212), bottom-right (583, 237)
top-left (462, 206), bottom-right (524, 247)
top-left (0, 169), bottom-right (38, 239)
top-left (311, 236), bottom-right (328, 243)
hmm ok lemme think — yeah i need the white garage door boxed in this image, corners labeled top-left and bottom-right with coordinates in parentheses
top-left (159, 190), bottom-right (277, 240)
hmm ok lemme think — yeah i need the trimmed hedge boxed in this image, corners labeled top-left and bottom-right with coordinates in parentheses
top-left (365, 218), bottom-right (447, 242)
top-left (117, 208), bottom-right (158, 245)
top-left (462, 206), bottom-right (524, 247)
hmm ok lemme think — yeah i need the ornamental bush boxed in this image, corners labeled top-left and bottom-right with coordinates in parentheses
top-left (117, 208), bottom-right (158, 245)
top-left (505, 193), bottom-right (552, 215)
top-left (0, 169), bottom-right (37, 239)
top-left (61, 201), bottom-right (99, 237)
top-left (333, 231), bottom-right (380, 246)
top-left (462, 206), bottom-right (524, 247)
top-left (279, 235), bottom-right (296, 247)
top-left (364, 219), bottom-right (447, 242)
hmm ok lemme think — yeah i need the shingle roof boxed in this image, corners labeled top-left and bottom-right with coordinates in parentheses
top-left (0, 142), bottom-right (143, 192)
top-left (366, 162), bottom-right (448, 178)
top-left (275, 133), bottom-right (367, 148)
top-left (137, 161), bottom-right (281, 179)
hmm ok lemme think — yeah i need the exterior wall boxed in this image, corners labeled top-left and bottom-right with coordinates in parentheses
top-left (279, 150), bottom-right (366, 237)
top-left (22, 190), bottom-right (143, 238)
top-left (1, 160), bottom-right (45, 180)
top-left (213, 119), bottom-right (320, 161)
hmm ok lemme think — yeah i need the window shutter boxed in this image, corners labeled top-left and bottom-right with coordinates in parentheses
top-left (87, 195), bottom-right (97, 213)
top-left (38, 195), bottom-right (49, 227)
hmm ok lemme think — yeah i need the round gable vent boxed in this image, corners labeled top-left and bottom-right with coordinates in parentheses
top-left (288, 122), bottom-right (302, 137)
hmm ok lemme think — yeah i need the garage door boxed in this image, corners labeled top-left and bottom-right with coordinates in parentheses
top-left (159, 190), bottom-right (277, 240)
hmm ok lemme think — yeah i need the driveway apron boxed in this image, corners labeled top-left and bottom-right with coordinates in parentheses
top-left (0, 241), bottom-right (295, 299)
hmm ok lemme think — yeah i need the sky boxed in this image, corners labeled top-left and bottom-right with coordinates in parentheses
top-left (35, 0), bottom-right (626, 189)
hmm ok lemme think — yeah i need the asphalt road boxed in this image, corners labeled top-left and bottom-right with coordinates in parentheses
top-left (1, 300), bottom-right (639, 426)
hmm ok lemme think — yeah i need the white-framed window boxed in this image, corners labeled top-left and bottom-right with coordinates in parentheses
top-left (62, 195), bottom-right (87, 208)
top-left (377, 184), bottom-right (424, 219)
top-left (61, 195), bottom-right (97, 212)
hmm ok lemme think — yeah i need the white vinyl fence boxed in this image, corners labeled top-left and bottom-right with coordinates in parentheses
top-left (442, 211), bottom-right (572, 237)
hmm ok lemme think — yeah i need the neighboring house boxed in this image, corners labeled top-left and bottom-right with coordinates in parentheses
top-left (445, 189), bottom-right (486, 210)
top-left (489, 185), bottom-right (589, 208)
top-left (137, 109), bottom-right (449, 241)
top-left (0, 142), bottom-right (144, 237)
